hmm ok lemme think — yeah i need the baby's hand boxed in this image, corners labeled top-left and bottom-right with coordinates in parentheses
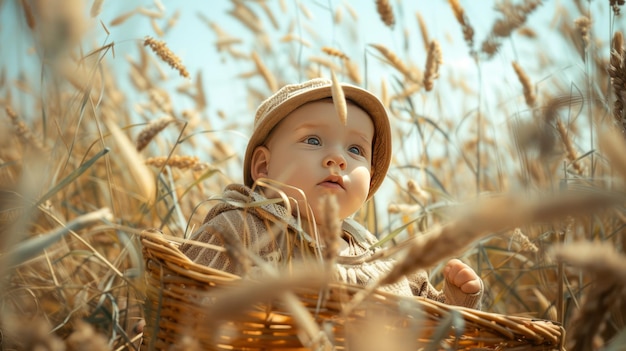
top-left (443, 258), bottom-right (481, 294)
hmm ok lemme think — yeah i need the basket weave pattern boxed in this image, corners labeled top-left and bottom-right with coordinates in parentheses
top-left (140, 231), bottom-right (564, 350)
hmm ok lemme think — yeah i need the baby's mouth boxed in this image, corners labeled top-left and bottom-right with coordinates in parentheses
top-left (319, 175), bottom-right (344, 189)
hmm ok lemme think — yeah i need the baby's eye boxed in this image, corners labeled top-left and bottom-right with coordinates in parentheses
top-left (348, 145), bottom-right (364, 156)
top-left (304, 136), bottom-right (321, 145)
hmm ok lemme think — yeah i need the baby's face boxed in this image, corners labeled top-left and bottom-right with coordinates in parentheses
top-left (260, 100), bottom-right (374, 222)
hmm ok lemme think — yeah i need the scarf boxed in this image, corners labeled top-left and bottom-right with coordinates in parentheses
top-left (180, 184), bottom-right (482, 308)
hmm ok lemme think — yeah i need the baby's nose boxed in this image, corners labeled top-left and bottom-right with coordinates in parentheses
top-left (324, 152), bottom-right (346, 170)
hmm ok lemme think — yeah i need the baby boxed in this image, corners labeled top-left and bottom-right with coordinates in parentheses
top-left (181, 78), bottom-right (483, 308)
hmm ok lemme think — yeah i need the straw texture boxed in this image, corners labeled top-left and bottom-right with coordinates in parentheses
top-left (140, 231), bottom-right (564, 351)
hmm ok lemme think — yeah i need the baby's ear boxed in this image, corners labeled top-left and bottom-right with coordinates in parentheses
top-left (251, 146), bottom-right (270, 181)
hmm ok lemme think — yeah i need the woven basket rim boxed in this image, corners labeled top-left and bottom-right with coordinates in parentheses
top-left (140, 230), bottom-right (565, 351)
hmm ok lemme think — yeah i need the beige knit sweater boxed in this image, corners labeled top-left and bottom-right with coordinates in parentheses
top-left (181, 184), bottom-right (482, 309)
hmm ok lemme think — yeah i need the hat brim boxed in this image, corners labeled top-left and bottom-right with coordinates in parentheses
top-left (243, 82), bottom-right (391, 201)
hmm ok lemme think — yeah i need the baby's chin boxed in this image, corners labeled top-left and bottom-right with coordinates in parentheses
top-left (310, 200), bottom-right (349, 227)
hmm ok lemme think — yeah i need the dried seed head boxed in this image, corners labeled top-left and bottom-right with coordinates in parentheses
top-left (135, 116), bottom-right (175, 152)
top-left (511, 228), bottom-right (538, 253)
top-left (609, 31), bottom-right (626, 129)
top-left (369, 44), bottom-right (420, 83)
top-left (574, 16), bottom-right (591, 50)
top-left (375, 0), bottom-right (395, 28)
top-left (6, 106), bottom-right (45, 151)
top-left (448, 0), bottom-right (475, 52)
top-left (407, 179), bottom-right (430, 202)
top-left (318, 195), bottom-right (341, 265)
top-left (611, 0), bottom-right (626, 15)
top-left (555, 119), bottom-right (584, 175)
top-left (321, 46), bottom-right (349, 60)
top-left (110, 9), bottom-right (137, 26)
top-left (280, 33), bottom-right (312, 47)
top-left (512, 61), bottom-right (536, 107)
top-left (228, 1), bottom-right (262, 33)
top-left (144, 36), bottom-right (189, 78)
top-left (423, 40), bottom-right (443, 91)
top-left (415, 12), bottom-right (430, 52)
top-left (330, 70), bottom-right (347, 125)
top-left (481, 0), bottom-right (543, 58)
top-left (251, 51), bottom-right (278, 92)
top-left (90, 0), bottom-right (104, 18)
top-left (344, 60), bottom-right (362, 85)
top-left (145, 155), bottom-right (205, 171)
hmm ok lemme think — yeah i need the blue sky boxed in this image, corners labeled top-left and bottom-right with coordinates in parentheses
top-left (0, 0), bottom-right (622, 233)
top-left (0, 1), bottom-right (618, 195)
top-left (3, 1), bottom-right (613, 117)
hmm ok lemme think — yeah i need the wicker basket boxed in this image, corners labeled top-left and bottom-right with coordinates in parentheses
top-left (140, 231), bottom-right (564, 351)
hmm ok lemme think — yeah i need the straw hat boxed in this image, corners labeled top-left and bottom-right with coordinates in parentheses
top-left (243, 78), bottom-right (391, 200)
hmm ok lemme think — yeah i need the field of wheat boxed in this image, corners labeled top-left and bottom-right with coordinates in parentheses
top-left (1, 0), bottom-right (626, 350)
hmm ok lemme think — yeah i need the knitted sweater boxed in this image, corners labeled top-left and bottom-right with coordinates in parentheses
top-left (180, 184), bottom-right (482, 309)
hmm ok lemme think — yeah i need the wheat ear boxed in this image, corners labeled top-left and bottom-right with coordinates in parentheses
top-left (375, 0), bottom-right (395, 28)
top-left (423, 40), bottom-right (443, 91)
top-left (135, 116), bottom-right (175, 152)
top-left (144, 36), bottom-right (189, 78)
top-left (448, 0), bottom-right (474, 52)
top-left (512, 61), bottom-right (536, 107)
top-left (609, 31), bottom-right (625, 131)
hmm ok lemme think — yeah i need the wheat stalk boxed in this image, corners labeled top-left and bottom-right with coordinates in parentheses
top-left (334, 6), bottom-right (343, 24)
top-left (555, 119), bottom-right (584, 175)
top-left (574, 16), bottom-right (591, 50)
top-left (611, 0), bottom-right (625, 15)
top-left (331, 70), bottom-right (347, 125)
top-left (162, 9), bottom-right (180, 34)
top-left (137, 6), bottom-right (163, 19)
top-left (599, 126), bottom-right (626, 180)
top-left (448, 0), bottom-right (474, 53)
top-left (251, 51), bottom-right (278, 92)
top-left (369, 44), bottom-right (420, 83)
top-left (415, 12), bottom-right (430, 52)
top-left (144, 36), bottom-right (190, 78)
top-left (109, 8), bottom-right (137, 26)
top-left (555, 241), bottom-right (626, 351)
top-left (377, 191), bottom-right (618, 288)
top-left (297, 1), bottom-right (313, 20)
top-left (308, 56), bottom-right (342, 73)
top-left (145, 155), bottom-right (208, 172)
top-left (517, 26), bottom-right (537, 38)
top-left (423, 40), bottom-right (443, 92)
top-left (609, 31), bottom-right (625, 131)
top-left (510, 227), bottom-right (538, 253)
top-left (150, 18), bottom-right (163, 37)
top-left (380, 77), bottom-right (390, 108)
top-left (280, 33), bottom-right (312, 47)
top-left (375, 0), bottom-right (395, 28)
top-left (322, 46), bottom-right (349, 60)
top-left (90, 0), bottom-right (104, 18)
top-left (318, 195), bottom-right (340, 267)
top-left (135, 116), bottom-right (175, 152)
top-left (344, 59), bottom-right (362, 84)
top-left (258, 0), bottom-right (278, 30)
top-left (105, 118), bottom-right (156, 204)
top-left (481, 0), bottom-right (543, 58)
top-left (228, 1), bottom-right (262, 33)
top-left (512, 61), bottom-right (536, 107)
top-left (5, 106), bottom-right (44, 151)
top-left (407, 179), bottom-right (430, 202)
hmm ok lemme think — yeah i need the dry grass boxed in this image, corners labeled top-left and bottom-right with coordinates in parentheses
top-left (143, 36), bottom-right (189, 78)
top-left (1, 1), bottom-right (625, 350)
top-left (375, 0), bottom-right (395, 29)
